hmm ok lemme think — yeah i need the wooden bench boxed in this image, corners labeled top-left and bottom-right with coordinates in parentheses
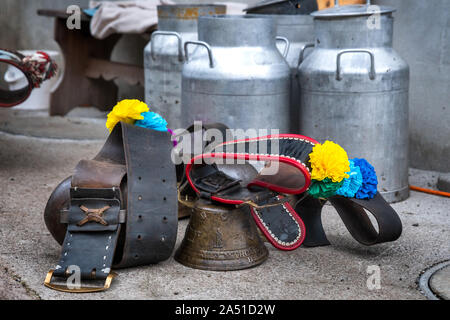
top-left (38, 9), bottom-right (154, 116)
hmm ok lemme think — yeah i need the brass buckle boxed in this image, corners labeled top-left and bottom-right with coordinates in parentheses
top-left (44, 269), bottom-right (117, 293)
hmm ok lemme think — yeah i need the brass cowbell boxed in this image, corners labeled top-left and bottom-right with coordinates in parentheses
top-left (175, 200), bottom-right (269, 271)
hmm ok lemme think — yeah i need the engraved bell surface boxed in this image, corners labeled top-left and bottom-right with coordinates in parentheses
top-left (175, 200), bottom-right (269, 271)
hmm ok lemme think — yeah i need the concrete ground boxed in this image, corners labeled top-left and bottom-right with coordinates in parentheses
top-left (0, 110), bottom-right (449, 300)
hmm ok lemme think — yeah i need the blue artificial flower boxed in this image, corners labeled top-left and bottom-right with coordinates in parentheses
top-left (353, 158), bottom-right (378, 200)
top-left (135, 111), bottom-right (168, 132)
top-left (336, 159), bottom-right (363, 198)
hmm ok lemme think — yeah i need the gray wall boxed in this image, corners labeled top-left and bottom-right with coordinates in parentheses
top-left (374, 0), bottom-right (450, 172)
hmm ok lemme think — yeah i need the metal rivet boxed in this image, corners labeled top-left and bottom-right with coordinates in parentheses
top-left (138, 196), bottom-right (142, 201)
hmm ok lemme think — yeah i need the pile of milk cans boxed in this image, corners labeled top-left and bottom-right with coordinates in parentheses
top-left (144, 1), bottom-right (410, 203)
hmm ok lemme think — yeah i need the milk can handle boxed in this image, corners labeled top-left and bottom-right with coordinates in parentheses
top-left (184, 41), bottom-right (215, 68)
top-left (336, 50), bottom-right (376, 81)
top-left (297, 43), bottom-right (315, 68)
top-left (151, 31), bottom-right (184, 62)
top-left (275, 36), bottom-right (290, 58)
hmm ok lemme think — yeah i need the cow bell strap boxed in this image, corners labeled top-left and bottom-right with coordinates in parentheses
top-left (176, 122), bottom-right (229, 199)
top-left (328, 193), bottom-right (402, 245)
top-left (185, 134), bottom-right (318, 251)
top-left (0, 50), bottom-right (33, 108)
top-left (295, 193), bottom-right (402, 247)
top-left (0, 49), bottom-right (58, 108)
top-left (45, 122), bottom-right (177, 292)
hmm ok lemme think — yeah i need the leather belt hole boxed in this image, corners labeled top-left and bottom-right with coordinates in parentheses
top-left (163, 216), bottom-right (168, 223)
top-left (134, 254), bottom-right (139, 259)
top-left (138, 214), bottom-right (143, 219)
top-left (138, 176), bottom-right (142, 180)
top-left (163, 197), bottom-right (167, 201)
top-left (137, 234), bottom-right (142, 240)
top-left (162, 179), bottom-right (166, 183)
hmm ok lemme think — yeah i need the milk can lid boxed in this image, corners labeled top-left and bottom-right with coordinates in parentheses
top-left (311, 4), bottom-right (395, 18)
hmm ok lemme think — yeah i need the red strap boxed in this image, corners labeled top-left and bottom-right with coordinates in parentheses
top-left (185, 134), bottom-right (318, 204)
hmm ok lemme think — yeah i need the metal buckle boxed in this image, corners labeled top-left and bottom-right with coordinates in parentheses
top-left (44, 269), bottom-right (117, 293)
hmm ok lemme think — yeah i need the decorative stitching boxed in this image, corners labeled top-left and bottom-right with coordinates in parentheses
top-left (252, 196), bottom-right (302, 247)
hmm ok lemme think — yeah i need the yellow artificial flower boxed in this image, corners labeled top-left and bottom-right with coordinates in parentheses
top-left (309, 140), bottom-right (350, 183)
top-left (106, 99), bottom-right (149, 132)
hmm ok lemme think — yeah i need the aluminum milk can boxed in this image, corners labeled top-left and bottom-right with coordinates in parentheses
top-left (245, 2), bottom-right (316, 132)
top-left (144, 4), bottom-right (226, 130)
top-left (298, 2), bottom-right (410, 203)
top-left (260, 15), bottom-right (315, 132)
top-left (274, 15), bottom-right (315, 133)
top-left (181, 15), bottom-right (291, 133)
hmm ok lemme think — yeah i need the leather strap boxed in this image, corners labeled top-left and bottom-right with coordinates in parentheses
top-left (53, 188), bottom-right (122, 280)
top-left (114, 123), bottom-right (177, 267)
top-left (0, 50), bottom-right (33, 108)
top-left (185, 134), bottom-right (318, 250)
top-left (176, 123), bottom-right (230, 211)
top-left (295, 193), bottom-right (402, 247)
top-left (329, 193), bottom-right (402, 245)
top-left (175, 122), bottom-right (229, 182)
top-left (51, 122), bottom-right (177, 282)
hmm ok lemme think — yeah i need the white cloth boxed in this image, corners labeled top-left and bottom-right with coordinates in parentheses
top-left (89, 1), bottom-right (247, 39)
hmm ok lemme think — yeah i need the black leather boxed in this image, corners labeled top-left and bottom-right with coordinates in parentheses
top-left (54, 188), bottom-right (121, 280)
top-left (295, 192), bottom-right (402, 247)
top-left (114, 123), bottom-right (177, 267)
top-left (0, 50), bottom-right (33, 108)
top-left (250, 194), bottom-right (305, 249)
top-left (294, 195), bottom-right (330, 247)
top-left (329, 193), bottom-right (402, 246)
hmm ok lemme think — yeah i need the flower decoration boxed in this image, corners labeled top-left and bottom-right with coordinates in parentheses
top-left (309, 140), bottom-right (350, 183)
top-left (309, 178), bottom-right (343, 199)
top-left (135, 111), bottom-right (168, 131)
top-left (106, 99), bottom-right (149, 132)
top-left (336, 159), bottom-right (363, 198)
top-left (105, 99), bottom-right (177, 146)
top-left (353, 158), bottom-right (378, 199)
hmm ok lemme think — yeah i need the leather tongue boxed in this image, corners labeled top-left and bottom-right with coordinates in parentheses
top-left (250, 195), bottom-right (305, 251)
